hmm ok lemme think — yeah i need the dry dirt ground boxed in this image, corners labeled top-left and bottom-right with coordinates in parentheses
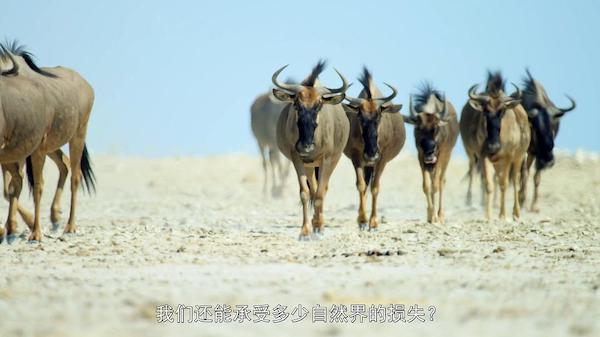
top-left (0, 152), bottom-right (598, 337)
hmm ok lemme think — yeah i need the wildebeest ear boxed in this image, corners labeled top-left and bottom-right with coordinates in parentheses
top-left (272, 88), bottom-right (295, 102)
top-left (504, 99), bottom-right (521, 110)
top-left (322, 93), bottom-right (345, 105)
top-left (342, 103), bottom-right (359, 114)
top-left (402, 114), bottom-right (417, 125)
top-left (381, 104), bottom-right (402, 114)
top-left (468, 100), bottom-right (483, 111)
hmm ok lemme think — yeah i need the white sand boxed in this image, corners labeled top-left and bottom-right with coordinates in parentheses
top-left (0, 153), bottom-right (598, 337)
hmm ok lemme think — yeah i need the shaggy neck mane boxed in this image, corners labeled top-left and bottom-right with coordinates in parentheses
top-left (0, 40), bottom-right (57, 78)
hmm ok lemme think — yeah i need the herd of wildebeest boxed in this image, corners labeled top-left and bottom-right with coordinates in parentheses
top-left (0, 40), bottom-right (578, 243)
top-left (251, 60), bottom-right (576, 240)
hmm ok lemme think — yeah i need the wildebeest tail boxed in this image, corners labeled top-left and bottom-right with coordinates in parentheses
top-left (25, 156), bottom-right (34, 194)
top-left (81, 144), bottom-right (96, 194)
top-left (364, 166), bottom-right (374, 188)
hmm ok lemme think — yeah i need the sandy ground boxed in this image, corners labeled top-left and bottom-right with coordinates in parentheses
top-left (0, 152), bottom-right (598, 337)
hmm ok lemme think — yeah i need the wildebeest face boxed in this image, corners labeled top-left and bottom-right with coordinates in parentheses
top-left (408, 113), bottom-right (446, 167)
top-left (274, 87), bottom-right (345, 156)
top-left (344, 100), bottom-right (402, 164)
top-left (468, 86), bottom-right (521, 158)
top-left (528, 108), bottom-right (557, 169)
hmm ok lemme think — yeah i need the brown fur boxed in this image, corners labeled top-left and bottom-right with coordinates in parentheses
top-left (343, 75), bottom-right (405, 230)
top-left (460, 83), bottom-right (530, 221)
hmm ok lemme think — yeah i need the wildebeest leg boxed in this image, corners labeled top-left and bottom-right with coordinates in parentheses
top-left (482, 158), bottom-right (495, 221)
top-left (431, 166), bottom-right (442, 224)
top-left (354, 165), bottom-right (368, 230)
top-left (496, 161), bottom-right (510, 221)
top-left (512, 157), bottom-right (524, 220)
top-left (368, 162), bottom-right (386, 230)
top-left (269, 148), bottom-right (284, 197)
top-left (312, 156), bottom-right (339, 235)
top-left (65, 135), bottom-right (86, 234)
top-left (305, 167), bottom-right (318, 202)
top-left (2, 163), bottom-right (23, 243)
top-left (437, 166), bottom-right (448, 224)
top-left (258, 144), bottom-right (268, 196)
top-left (48, 150), bottom-right (70, 231)
top-left (422, 168), bottom-right (434, 223)
top-left (519, 155), bottom-right (534, 207)
top-left (28, 151), bottom-right (46, 242)
top-left (1, 166), bottom-right (30, 229)
top-left (531, 168), bottom-right (542, 213)
top-left (466, 155), bottom-right (475, 206)
top-left (292, 159), bottom-right (312, 239)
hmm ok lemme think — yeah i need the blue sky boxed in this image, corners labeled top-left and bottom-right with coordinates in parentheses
top-left (2, 0), bottom-right (599, 156)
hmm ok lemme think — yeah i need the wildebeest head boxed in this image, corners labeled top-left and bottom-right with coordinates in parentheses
top-left (521, 69), bottom-right (576, 169)
top-left (468, 72), bottom-right (522, 157)
top-left (271, 60), bottom-right (348, 157)
top-left (403, 83), bottom-right (450, 167)
top-left (343, 67), bottom-right (402, 164)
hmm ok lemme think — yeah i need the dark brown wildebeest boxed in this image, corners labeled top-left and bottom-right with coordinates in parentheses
top-left (460, 72), bottom-right (530, 221)
top-left (250, 82), bottom-right (293, 197)
top-left (0, 41), bottom-right (95, 242)
top-left (403, 83), bottom-right (458, 224)
top-left (518, 69), bottom-right (576, 212)
top-left (342, 67), bottom-right (405, 231)
top-left (272, 60), bottom-right (349, 240)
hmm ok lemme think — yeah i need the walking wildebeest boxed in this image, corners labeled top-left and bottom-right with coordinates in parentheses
top-left (272, 60), bottom-right (349, 240)
top-left (342, 67), bottom-right (405, 231)
top-left (403, 83), bottom-right (458, 224)
top-left (250, 82), bottom-right (293, 197)
top-left (460, 72), bottom-right (530, 221)
top-left (0, 41), bottom-right (95, 242)
top-left (518, 69), bottom-right (576, 212)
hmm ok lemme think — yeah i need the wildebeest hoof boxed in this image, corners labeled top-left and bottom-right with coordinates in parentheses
top-left (310, 232), bottom-right (322, 241)
top-left (298, 234), bottom-right (311, 242)
top-left (313, 227), bottom-right (323, 235)
top-left (6, 234), bottom-right (18, 245)
top-left (359, 223), bottom-right (368, 231)
top-left (51, 222), bottom-right (61, 232)
top-left (27, 239), bottom-right (40, 245)
top-left (368, 227), bottom-right (379, 233)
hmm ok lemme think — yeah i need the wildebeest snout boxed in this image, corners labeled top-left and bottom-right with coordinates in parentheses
top-left (363, 152), bottom-right (380, 163)
top-left (295, 141), bottom-right (315, 156)
top-left (484, 141), bottom-right (501, 156)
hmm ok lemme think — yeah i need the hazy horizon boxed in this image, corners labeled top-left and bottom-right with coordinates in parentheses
top-left (2, 0), bottom-right (599, 157)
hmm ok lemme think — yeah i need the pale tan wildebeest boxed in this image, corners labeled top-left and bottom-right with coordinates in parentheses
top-left (518, 69), bottom-right (576, 212)
top-left (272, 60), bottom-right (349, 240)
top-left (342, 67), bottom-right (405, 231)
top-left (460, 72), bottom-right (530, 221)
top-left (0, 41), bottom-right (95, 242)
top-left (403, 83), bottom-right (459, 224)
top-left (250, 84), bottom-right (292, 197)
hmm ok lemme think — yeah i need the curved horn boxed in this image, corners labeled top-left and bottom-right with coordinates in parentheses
top-left (324, 68), bottom-right (349, 95)
top-left (510, 82), bottom-right (521, 100)
top-left (272, 65), bottom-right (302, 93)
top-left (468, 84), bottom-right (490, 103)
top-left (559, 95), bottom-right (576, 113)
top-left (344, 96), bottom-right (365, 107)
top-left (375, 82), bottom-right (397, 104)
top-left (0, 45), bottom-right (19, 76)
top-left (409, 95), bottom-right (418, 118)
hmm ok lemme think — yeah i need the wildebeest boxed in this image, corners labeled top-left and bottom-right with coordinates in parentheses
top-left (342, 67), bottom-right (405, 231)
top-left (250, 83), bottom-right (293, 197)
top-left (518, 69), bottom-right (576, 212)
top-left (460, 72), bottom-right (530, 220)
top-left (403, 84), bottom-right (458, 223)
top-left (0, 41), bottom-right (95, 242)
top-left (272, 60), bottom-right (349, 239)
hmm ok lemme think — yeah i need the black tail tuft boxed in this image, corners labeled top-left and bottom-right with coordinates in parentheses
top-left (25, 156), bottom-right (34, 194)
top-left (80, 144), bottom-right (96, 194)
top-left (364, 166), bottom-right (374, 188)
